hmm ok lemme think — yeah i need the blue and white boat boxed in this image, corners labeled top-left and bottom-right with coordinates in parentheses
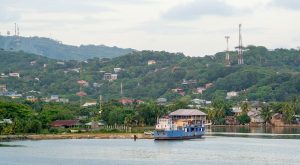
top-left (153, 109), bottom-right (207, 140)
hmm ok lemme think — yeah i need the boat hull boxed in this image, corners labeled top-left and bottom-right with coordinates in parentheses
top-left (153, 128), bottom-right (205, 140)
top-left (154, 135), bottom-right (203, 140)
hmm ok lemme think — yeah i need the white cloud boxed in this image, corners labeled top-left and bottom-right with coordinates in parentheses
top-left (0, 6), bottom-right (21, 22)
top-left (163, 0), bottom-right (249, 21)
top-left (0, 0), bottom-right (300, 56)
top-left (270, 0), bottom-right (300, 10)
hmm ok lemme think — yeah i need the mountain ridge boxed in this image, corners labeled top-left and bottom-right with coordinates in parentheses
top-left (0, 36), bottom-right (135, 60)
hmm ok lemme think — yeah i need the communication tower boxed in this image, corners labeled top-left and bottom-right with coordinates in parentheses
top-left (76, 62), bottom-right (87, 107)
top-left (225, 36), bottom-right (230, 66)
top-left (236, 24), bottom-right (244, 65)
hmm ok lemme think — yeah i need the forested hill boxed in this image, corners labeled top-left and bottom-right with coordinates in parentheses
top-left (0, 46), bottom-right (300, 103)
top-left (0, 36), bottom-right (134, 60)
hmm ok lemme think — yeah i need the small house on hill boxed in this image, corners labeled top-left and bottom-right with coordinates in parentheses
top-left (147, 60), bottom-right (156, 65)
top-left (82, 101), bottom-right (97, 107)
top-left (51, 120), bottom-right (80, 128)
top-left (119, 99), bottom-right (144, 105)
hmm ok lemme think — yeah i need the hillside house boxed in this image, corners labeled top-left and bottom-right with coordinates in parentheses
top-left (247, 109), bottom-right (264, 124)
top-left (232, 106), bottom-right (242, 116)
top-left (6, 92), bottom-right (22, 99)
top-left (26, 96), bottom-right (38, 102)
top-left (82, 101), bottom-right (97, 107)
top-left (156, 98), bottom-right (167, 105)
top-left (147, 60), bottom-right (156, 65)
top-left (119, 99), bottom-right (144, 105)
top-left (114, 68), bottom-right (122, 73)
top-left (103, 73), bottom-right (118, 81)
top-left (195, 87), bottom-right (205, 94)
top-left (226, 91), bottom-right (238, 99)
top-left (51, 95), bottom-right (59, 101)
top-left (103, 73), bottom-right (112, 80)
top-left (9, 73), bottom-right (20, 78)
top-left (30, 61), bottom-right (36, 65)
top-left (56, 61), bottom-right (65, 65)
top-left (51, 120), bottom-right (80, 128)
top-left (0, 73), bottom-right (8, 78)
top-left (0, 84), bottom-right (7, 92)
top-left (93, 83), bottom-right (102, 88)
top-left (171, 88), bottom-right (183, 93)
top-left (111, 74), bottom-right (118, 80)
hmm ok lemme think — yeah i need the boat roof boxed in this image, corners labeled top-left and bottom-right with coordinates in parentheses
top-left (169, 109), bottom-right (207, 116)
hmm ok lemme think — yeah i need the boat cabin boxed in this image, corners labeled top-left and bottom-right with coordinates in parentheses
top-left (169, 109), bottom-right (207, 127)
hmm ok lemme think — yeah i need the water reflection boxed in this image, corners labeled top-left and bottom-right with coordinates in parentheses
top-left (211, 126), bottom-right (300, 134)
top-left (208, 126), bottom-right (300, 139)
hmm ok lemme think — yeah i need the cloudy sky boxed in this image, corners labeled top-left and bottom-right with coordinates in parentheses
top-left (1, 0), bottom-right (300, 56)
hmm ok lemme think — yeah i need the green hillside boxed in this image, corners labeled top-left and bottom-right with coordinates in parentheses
top-left (0, 36), bottom-right (134, 60)
top-left (0, 46), bottom-right (300, 103)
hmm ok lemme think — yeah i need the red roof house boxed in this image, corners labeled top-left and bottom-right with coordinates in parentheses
top-left (51, 120), bottom-right (80, 128)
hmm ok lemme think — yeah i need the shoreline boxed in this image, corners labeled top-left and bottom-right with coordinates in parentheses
top-left (0, 133), bottom-right (152, 141)
top-left (2, 125), bottom-right (300, 142)
top-left (2, 132), bottom-right (300, 142)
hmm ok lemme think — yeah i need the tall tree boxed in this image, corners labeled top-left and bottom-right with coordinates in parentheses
top-left (281, 103), bottom-right (295, 124)
top-left (260, 105), bottom-right (273, 125)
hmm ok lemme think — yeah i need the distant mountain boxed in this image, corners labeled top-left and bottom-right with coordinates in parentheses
top-left (0, 36), bottom-right (134, 60)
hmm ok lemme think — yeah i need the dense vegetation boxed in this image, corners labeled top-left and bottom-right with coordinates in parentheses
top-left (1, 45), bottom-right (300, 103)
top-left (1, 96), bottom-right (299, 135)
top-left (0, 36), bottom-right (134, 60)
top-left (0, 97), bottom-right (188, 134)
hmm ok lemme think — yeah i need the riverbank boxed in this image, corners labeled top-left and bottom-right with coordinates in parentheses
top-left (0, 133), bottom-right (152, 141)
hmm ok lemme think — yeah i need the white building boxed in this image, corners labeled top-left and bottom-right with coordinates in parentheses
top-left (226, 91), bottom-right (238, 99)
top-left (83, 101), bottom-right (97, 107)
top-left (111, 74), bottom-right (118, 80)
top-left (148, 60), bottom-right (156, 65)
top-left (114, 68), bottom-right (122, 73)
top-left (9, 73), bottom-right (20, 78)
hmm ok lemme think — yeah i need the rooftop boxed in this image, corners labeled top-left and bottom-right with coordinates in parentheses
top-left (51, 120), bottom-right (80, 127)
top-left (169, 109), bottom-right (207, 116)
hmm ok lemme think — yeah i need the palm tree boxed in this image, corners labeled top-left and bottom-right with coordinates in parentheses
top-left (260, 105), bottom-right (273, 125)
top-left (241, 102), bottom-right (251, 115)
top-left (281, 103), bottom-right (295, 124)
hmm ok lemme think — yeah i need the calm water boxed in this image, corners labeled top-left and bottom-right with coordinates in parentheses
top-left (211, 126), bottom-right (300, 134)
top-left (1, 137), bottom-right (299, 165)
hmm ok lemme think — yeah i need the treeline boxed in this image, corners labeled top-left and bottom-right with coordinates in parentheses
top-left (0, 97), bottom-right (189, 135)
top-left (1, 96), bottom-right (300, 135)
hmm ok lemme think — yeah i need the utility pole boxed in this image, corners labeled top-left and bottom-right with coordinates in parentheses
top-left (99, 95), bottom-right (102, 114)
top-left (14, 23), bottom-right (17, 36)
top-left (120, 81), bottom-right (123, 98)
top-left (225, 36), bottom-right (230, 66)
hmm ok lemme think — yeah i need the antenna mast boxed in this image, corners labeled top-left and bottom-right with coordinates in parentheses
top-left (237, 24), bottom-right (244, 65)
top-left (225, 36), bottom-right (230, 66)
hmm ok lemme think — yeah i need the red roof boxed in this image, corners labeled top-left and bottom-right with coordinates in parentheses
top-left (51, 120), bottom-right (80, 127)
